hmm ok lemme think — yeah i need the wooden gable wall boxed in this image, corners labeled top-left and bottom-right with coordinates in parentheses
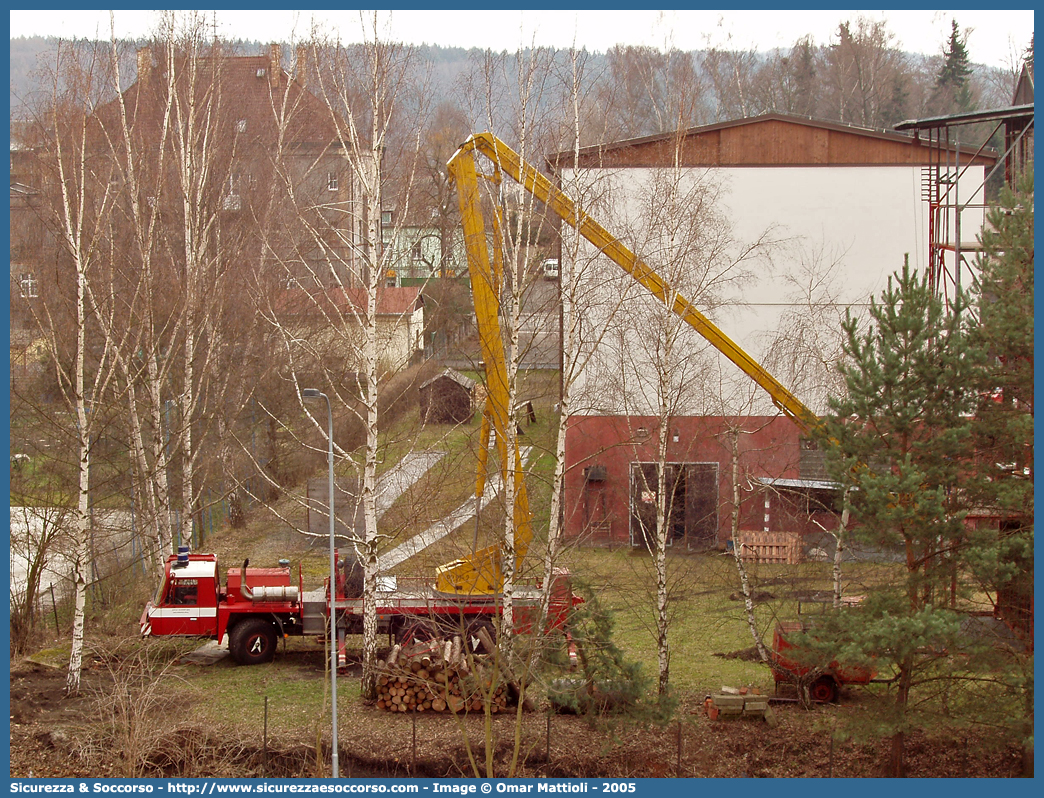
top-left (568, 116), bottom-right (997, 169)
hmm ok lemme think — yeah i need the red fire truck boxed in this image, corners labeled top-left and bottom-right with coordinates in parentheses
top-left (141, 549), bottom-right (581, 665)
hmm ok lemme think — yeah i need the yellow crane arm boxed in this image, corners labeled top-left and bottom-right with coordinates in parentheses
top-left (437, 131), bottom-right (819, 596)
top-left (448, 132), bottom-right (820, 434)
top-left (435, 143), bottom-right (534, 595)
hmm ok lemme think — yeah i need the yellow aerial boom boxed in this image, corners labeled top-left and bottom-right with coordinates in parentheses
top-left (438, 132), bottom-right (820, 596)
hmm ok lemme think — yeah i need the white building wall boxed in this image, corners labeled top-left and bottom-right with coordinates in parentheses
top-left (378, 305), bottom-right (425, 371)
top-left (563, 163), bottom-right (986, 418)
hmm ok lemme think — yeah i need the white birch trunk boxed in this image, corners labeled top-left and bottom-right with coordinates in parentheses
top-left (500, 217), bottom-right (519, 646)
top-left (65, 263), bottom-right (92, 696)
top-left (175, 45), bottom-right (200, 550)
top-left (360, 143), bottom-right (382, 700)
top-left (832, 491), bottom-right (852, 609)
top-left (108, 30), bottom-right (176, 569)
top-left (49, 59), bottom-right (98, 695)
top-left (538, 47), bottom-right (584, 652)
top-left (654, 393), bottom-right (671, 695)
top-left (729, 430), bottom-right (770, 664)
top-left (121, 375), bottom-right (165, 571)
top-left (148, 370), bottom-right (175, 559)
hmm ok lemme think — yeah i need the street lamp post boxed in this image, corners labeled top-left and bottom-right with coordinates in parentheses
top-left (302, 388), bottom-right (338, 778)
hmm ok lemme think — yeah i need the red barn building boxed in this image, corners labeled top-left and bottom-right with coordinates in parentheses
top-left (563, 415), bottom-right (836, 549)
top-left (551, 115), bottom-right (994, 549)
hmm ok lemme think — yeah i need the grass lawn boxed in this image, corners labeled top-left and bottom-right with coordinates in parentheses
top-left (119, 368), bottom-right (905, 720)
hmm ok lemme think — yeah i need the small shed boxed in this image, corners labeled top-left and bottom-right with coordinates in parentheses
top-left (420, 368), bottom-right (476, 425)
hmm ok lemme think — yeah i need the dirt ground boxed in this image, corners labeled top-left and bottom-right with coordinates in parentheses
top-left (9, 655), bottom-right (1027, 779)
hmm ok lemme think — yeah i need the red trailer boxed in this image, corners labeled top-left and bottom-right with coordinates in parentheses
top-left (770, 621), bottom-right (876, 702)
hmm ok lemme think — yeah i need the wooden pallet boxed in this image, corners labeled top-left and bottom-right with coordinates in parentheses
top-left (738, 531), bottom-right (803, 564)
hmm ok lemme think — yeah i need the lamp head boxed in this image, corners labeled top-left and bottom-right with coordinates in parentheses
top-left (301, 388), bottom-right (323, 399)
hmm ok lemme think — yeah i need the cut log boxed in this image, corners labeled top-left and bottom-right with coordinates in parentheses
top-left (450, 636), bottom-right (462, 667)
top-left (475, 627), bottom-right (496, 658)
top-left (373, 637), bottom-right (528, 713)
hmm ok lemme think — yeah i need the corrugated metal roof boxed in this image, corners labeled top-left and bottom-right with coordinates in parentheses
top-left (755, 477), bottom-right (839, 491)
top-left (895, 103), bottom-right (1034, 131)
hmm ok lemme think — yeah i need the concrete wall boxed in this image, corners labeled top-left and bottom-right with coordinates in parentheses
top-left (562, 163), bottom-right (986, 417)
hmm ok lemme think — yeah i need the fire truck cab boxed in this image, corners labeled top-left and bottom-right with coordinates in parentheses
top-left (143, 553), bottom-right (220, 639)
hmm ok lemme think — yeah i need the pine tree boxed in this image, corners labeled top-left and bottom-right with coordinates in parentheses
top-left (966, 171), bottom-right (1034, 774)
top-left (932, 19), bottom-right (975, 114)
top-left (814, 259), bottom-right (981, 776)
top-left (969, 172), bottom-right (1033, 521)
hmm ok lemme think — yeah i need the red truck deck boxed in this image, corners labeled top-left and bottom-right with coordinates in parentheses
top-left (142, 552), bottom-right (581, 665)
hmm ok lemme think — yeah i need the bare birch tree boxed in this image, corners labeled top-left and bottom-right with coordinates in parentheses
top-left (35, 39), bottom-right (120, 695)
top-left (283, 15), bottom-right (426, 699)
top-left (85, 13), bottom-right (269, 568)
top-left (94, 29), bottom-right (178, 570)
top-left (724, 422), bottom-right (772, 665)
top-left (157, 13), bottom-right (255, 554)
top-left (760, 242), bottom-right (856, 606)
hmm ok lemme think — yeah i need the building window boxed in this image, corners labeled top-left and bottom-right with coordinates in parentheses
top-left (381, 210), bottom-right (393, 227)
top-left (327, 172), bottom-right (338, 191)
top-left (19, 273), bottom-right (38, 299)
top-left (411, 241), bottom-right (424, 261)
top-left (236, 119), bottom-right (247, 133)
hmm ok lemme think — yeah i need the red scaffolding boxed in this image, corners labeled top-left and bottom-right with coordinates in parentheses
top-left (895, 101), bottom-right (1034, 307)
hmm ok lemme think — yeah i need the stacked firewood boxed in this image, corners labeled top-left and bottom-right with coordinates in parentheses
top-left (374, 632), bottom-right (512, 713)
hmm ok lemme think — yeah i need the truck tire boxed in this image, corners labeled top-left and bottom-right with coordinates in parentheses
top-left (810, 675), bottom-right (838, 703)
top-left (229, 618), bottom-right (278, 665)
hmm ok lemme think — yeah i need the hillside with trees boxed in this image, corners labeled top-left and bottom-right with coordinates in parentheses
top-left (11, 21), bottom-right (1026, 138)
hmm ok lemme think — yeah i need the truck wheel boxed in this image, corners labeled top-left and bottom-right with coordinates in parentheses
top-left (229, 618), bottom-right (278, 665)
top-left (810, 675), bottom-right (838, 703)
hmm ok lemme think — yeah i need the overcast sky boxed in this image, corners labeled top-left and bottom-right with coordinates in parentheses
top-left (9, 9), bottom-right (1035, 70)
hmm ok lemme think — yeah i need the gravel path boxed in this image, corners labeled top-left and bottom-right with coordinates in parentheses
top-left (379, 447), bottom-right (532, 570)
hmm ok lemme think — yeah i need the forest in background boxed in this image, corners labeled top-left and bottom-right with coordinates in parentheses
top-left (11, 21), bottom-right (1030, 144)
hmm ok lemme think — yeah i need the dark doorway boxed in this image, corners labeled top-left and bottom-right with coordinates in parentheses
top-left (630, 462), bottom-right (718, 549)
